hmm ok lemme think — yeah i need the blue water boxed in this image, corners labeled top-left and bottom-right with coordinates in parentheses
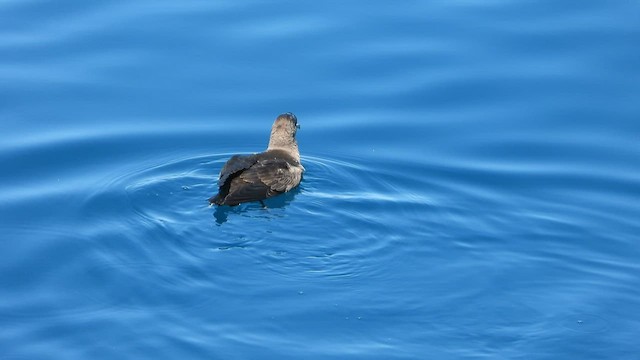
top-left (1, 0), bottom-right (639, 358)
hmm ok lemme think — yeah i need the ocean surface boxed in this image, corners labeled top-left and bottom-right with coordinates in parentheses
top-left (1, 0), bottom-right (639, 359)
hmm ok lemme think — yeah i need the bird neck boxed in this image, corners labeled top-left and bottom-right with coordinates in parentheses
top-left (267, 139), bottom-right (300, 163)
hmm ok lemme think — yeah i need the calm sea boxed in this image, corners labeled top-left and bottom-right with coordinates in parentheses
top-left (1, 0), bottom-right (639, 359)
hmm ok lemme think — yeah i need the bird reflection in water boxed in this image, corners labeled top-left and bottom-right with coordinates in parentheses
top-left (212, 186), bottom-right (301, 225)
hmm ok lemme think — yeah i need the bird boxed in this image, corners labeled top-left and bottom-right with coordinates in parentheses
top-left (209, 113), bottom-right (304, 206)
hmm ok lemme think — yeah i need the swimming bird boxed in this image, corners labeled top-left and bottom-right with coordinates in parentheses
top-left (209, 113), bottom-right (304, 206)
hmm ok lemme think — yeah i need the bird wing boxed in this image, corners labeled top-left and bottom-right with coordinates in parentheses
top-left (254, 158), bottom-right (303, 192)
top-left (217, 154), bottom-right (258, 187)
top-left (222, 158), bottom-right (303, 205)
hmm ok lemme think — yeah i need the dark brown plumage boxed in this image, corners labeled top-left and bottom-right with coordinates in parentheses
top-left (209, 113), bottom-right (303, 206)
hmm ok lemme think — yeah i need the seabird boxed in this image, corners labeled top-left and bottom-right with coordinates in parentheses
top-left (209, 112), bottom-right (304, 206)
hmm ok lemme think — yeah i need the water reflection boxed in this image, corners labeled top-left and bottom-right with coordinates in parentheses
top-left (212, 186), bottom-right (301, 225)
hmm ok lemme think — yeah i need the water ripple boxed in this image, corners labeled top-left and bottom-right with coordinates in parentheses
top-left (2, 0), bottom-right (640, 357)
